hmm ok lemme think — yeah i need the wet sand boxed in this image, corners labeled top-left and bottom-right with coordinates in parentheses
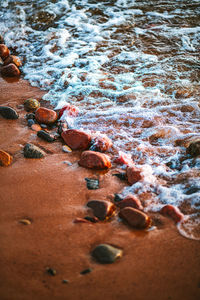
top-left (0, 77), bottom-right (200, 300)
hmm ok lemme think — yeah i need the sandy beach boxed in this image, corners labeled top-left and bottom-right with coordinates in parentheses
top-left (0, 76), bottom-right (200, 300)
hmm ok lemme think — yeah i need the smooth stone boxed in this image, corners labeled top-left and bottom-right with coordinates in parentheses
top-left (80, 268), bottom-right (92, 275)
top-left (126, 165), bottom-right (143, 185)
top-left (26, 113), bottom-right (35, 120)
top-left (1, 63), bottom-right (20, 77)
top-left (160, 205), bottom-right (184, 224)
top-left (19, 219), bottom-right (32, 225)
top-left (62, 279), bottom-right (69, 284)
top-left (27, 119), bottom-right (35, 127)
top-left (31, 124), bottom-right (42, 132)
top-left (119, 207), bottom-right (151, 229)
top-left (85, 178), bottom-right (99, 190)
top-left (186, 141), bottom-right (200, 157)
top-left (112, 172), bottom-right (126, 181)
top-left (79, 151), bottom-right (111, 169)
top-left (62, 145), bottom-right (72, 153)
top-left (89, 135), bottom-right (112, 152)
top-left (113, 151), bottom-right (134, 166)
top-left (40, 124), bottom-right (47, 129)
top-left (117, 194), bottom-right (143, 210)
top-left (0, 106), bottom-right (19, 119)
top-left (4, 55), bottom-right (22, 67)
top-left (87, 200), bottom-right (116, 221)
top-left (37, 130), bottom-right (54, 142)
top-left (23, 143), bottom-right (45, 158)
top-left (0, 150), bottom-right (13, 166)
top-left (46, 268), bottom-right (56, 276)
top-left (61, 129), bottom-right (91, 150)
top-left (91, 244), bottom-right (123, 264)
top-left (35, 107), bottom-right (57, 125)
top-left (0, 44), bottom-right (10, 60)
top-left (24, 98), bottom-right (40, 112)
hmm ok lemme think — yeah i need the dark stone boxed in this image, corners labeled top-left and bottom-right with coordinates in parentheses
top-left (23, 143), bottom-right (45, 158)
top-left (84, 216), bottom-right (99, 223)
top-left (85, 178), bottom-right (99, 190)
top-left (114, 194), bottom-right (123, 202)
top-left (62, 279), bottom-right (69, 284)
top-left (80, 268), bottom-right (92, 275)
top-left (186, 141), bottom-right (200, 157)
top-left (87, 200), bottom-right (116, 221)
top-left (91, 244), bottom-right (123, 264)
top-left (119, 207), bottom-right (151, 229)
top-left (0, 44), bottom-right (10, 60)
top-left (1, 63), bottom-right (20, 77)
top-left (0, 106), bottom-right (19, 119)
top-left (46, 268), bottom-right (56, 276)
top-left (112, 172), bottom-right (126, 180)
top-left (27, 119), bottom-right (35, 127)
top-left (26, 113), bottom-right (35, 120)
top-left (37, 130), bottom-right (55, 143)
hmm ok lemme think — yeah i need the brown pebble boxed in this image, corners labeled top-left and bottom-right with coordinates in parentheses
top-left (126, 165), bottom-right (143, 185)
top-left (35, 107), bottom-right (57, 124)
top-left (0, 150), bottom-right (13, 166)
top-left (87, 200), bottom-right (116, 221)
top-left (1, 63), bottom-right (20, 77)
top-left (79, 151), bottom-right (111, 169)
top-left (4, 55), bottom-right (22, 67)
top-left (117, 194), bottom-right (143, 210)
top-left (0, 44), bottom-right (10, 60)
top-left (61, 129), bottom-right (91, 150)
top-left (62, 145), bottom-right (72, 153)
top-left (31, 124), bottom-right (42, 131)
top-left (19, 219), bottom-right (32, 225)
top-left (119, 207), bottom-right (151, 229)
top-left (160, 205), bottom-right (184, 224)
top-left (46, 268), bottom-right (56, 276)
top-left (90, 135), bottom-right (112, 152)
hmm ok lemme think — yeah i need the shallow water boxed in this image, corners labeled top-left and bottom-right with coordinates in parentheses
top-left (1, 0), bottom-right (200, 239)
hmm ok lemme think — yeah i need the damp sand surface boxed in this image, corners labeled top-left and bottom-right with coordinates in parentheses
top-left (0, 77), bottom-right (200, 300)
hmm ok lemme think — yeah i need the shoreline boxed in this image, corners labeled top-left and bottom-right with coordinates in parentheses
top-left (0, 76), bottom-right (200, 300)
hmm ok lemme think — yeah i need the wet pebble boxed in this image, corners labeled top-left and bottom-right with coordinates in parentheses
top-left (126, 165), bottom-right (143, 185)
top-left (27, 119), bottom-right (35, 127)
top-left (80, 268), bottom-right (92, 275)
top-left (186, 141), bottom-right (200, 157)
top-left (31, 124), bottom-right (42, 132)
top-left (19, 219), bottom-right (32, 225)
top-left (85, 178), bottom-right (99, 190)
top-left (35, 107), bottom-right (57, 124)
top-left (0, 44), bottom-right (10, 60)
top-left (89, 135), bottom-right (112, 152)
top-left (4, 55), bottom-right (22, 67)
top-left (87, 200), bottom-right (116, 221)
top-left (91, 244), bottom-right (123, 264)
top-left (61, 129), bottom-right (91, 150)
top-left (37, 130), bottom-right (55, 143)
top-left (0, 106), bottom-right (19, 119)
top-left (160, 205), bottom-right (184, 224)
top-left (24, 98), bottom-right (40, 112)
top-left (62, 145), bottom-right (72, 153)
top-left (0, 150), bottom-right (13, 166)
top-left (40, 124), bottom-right (47, 129)
top-left (23, 143), bottom-right (45, 158)
top-left (1, 63), bottom-right (20, 77)
top-left (117, 194), bottom-right (143, 210)
top-left (113, 172), bottom-right (126, 181)
top-left (46, 267), bottom-right (56, 276)
top-left (119, 207), bottom-right (151, 229)
top-left (26, 113), bottom-right (35, 120)
top-left (79, 151), bottom-right (111, 169)
top-left (62, 279), bottom-right (69, 284)
top-left (114, 193), bottom-right (123, 202)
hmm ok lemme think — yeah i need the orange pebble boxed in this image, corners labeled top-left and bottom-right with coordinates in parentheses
top-left (0, 150), bottom-right (13, 166)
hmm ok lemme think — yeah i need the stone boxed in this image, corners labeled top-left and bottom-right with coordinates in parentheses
top-left (37, 130), bottom-right (55, 143)
top-left (62, 145), bottom-right (72, 153)
top-left (114, 151), bottom-right (134, 166)
top-left (0, 44), bottom-right (10, 60)
top-left (0, 35), bottom-right (4, 44)
top-left (62, 279), bottom-right (69, 284)
top-left (0, 106), bottom-right (19, 119)
top-left (119, 207), bottom-right (151, 229)
top-left (26, 113), bottom-right (35, 120)
top-left (84, 216), bottom-right (99, 223)
top-left (58, 103), bottom-right (79, 118)
top-left (23, 143), bottom-right (45, 158)
top-left (87, 200), bottom-right (116, 221)
top-left (4, 55), bottom-right (22, 67)
top-left (117, 194), bottom-right (143, 210)
top-left (24, 98), bottom-right (40, 112)
top-left (79, 151), bottom-right (111, 169)
top-left (19, 219), bottom-right (32, 225)
top-left (89, 135), bottom-right (112, 152)
top-left (61, 129), bottom-right (91, 150)
top-left (27, 119), bottom-right (35, 127)
top-left (114, 194), bottom-right (123, 202)
top-left (85, 178), bottom-right (99, 190)
top-left (1, 63), bottom-right (20, 77)
top-left (91, 244), bottom-right (123, 264)
top-left (0, 150), bottom-right (13, 166)
top-left (160, 205), bottom-right (184, 224)
top-left (35, 107), bottom-right (57, 124)
top-left (46, 268), bottom-right (56, 276)
top-left (31, 124), bottom-right (42, 132)
top-left (126, 166), bottom-right (143, 185)
top-left (113, 172), bottom-right (126, 181)
top-left (57, 121), bottom-right (68, 135)
top-left (80, 268), bottom-right (92, 275)
top-left (186, 141), bottom-right (200, 157)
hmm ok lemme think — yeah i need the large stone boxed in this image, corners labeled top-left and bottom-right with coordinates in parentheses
top-left (23, 143), bottom-right (45, 158)
top-left (0, 44), bottom-right (10, 60)
top-left (119, 207), bottom-right (151, 229)
top-left (79, 151), bottom-right (111, 169)
top-left (0, 150), bottom-right (13, 166)
top-left (4, 55), bottom-right (22, 67)
top-left (24, 98), bottom-right (40, 112)
top-left (126, 165), bottom-right (143, 185)
top-left (35, 107), bottom-right (57, 124)
top-left (1, 63), bottom-right (20, 77)
top-left (89, 135), bottom-right (112, 152)
top-left (61, 129), bottom-right (91, 150)
top-left (117, 194), bottom-right (143, 210)
top-left (87, 200), bottom-right (116, 221)
top-left (91, 244), bottom-right (123, 264)
top-left (160, 205), bottom-right (184, 224)
top-left (0, 106), bottom-right (19, 119)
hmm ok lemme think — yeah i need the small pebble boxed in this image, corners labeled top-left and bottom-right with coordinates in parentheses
top-left (0, 150), bottom-right (13, 166)
top-left (24, 98), bottom-right (40, 112)
top-left (80, 268), bottom-right (92, 275)
top-left (61, 129), bottom-right (91, 150)
top-left (35, 107), bottom-right (57, 124)
top-left (87, 200), bottom-right (116, 221)
top-left (31, 124), bottom-right (42, 132)
top-left (40, 124), bottom-right (47, 129)
top-left (27, 119), bottom-right (35, 127)
top-left (85, 178), bottom-right (99, 190)
top-left (117, 194), bottom-right (143, 210)
top-left (84, 216), bottom-right (99, 223)
top-left (23, 143), bottom-right (45, 158)
top-left (62, 145), bottom-right (72, 153)
top-left (46, 268), bottom-right (56, 276)
top-left (186, 141), bottom-right (200, 157)
top-left (37, 130), bottom-right (55, 142)
top-left (3, 55), bottom-right (22, 67)
top-left (0, 44), bottom-right (10, 60)
top-left (79, 151), bottom-right (111, 170)
top-left (0, 106), bottom-right (19, 119)
top-left (63, 161), bottom-right (72, 166)
top-left (112, 172), bottom-right (126, 181)
top-left (62, 279), bottom-right (69, 284)
top-left (26, 113), bottom-right (35, 120)
top-left (91, 244), bottom-right (123, 264)
top-left (160, 205), bottom-right (184, 224)
top-left (19, 219), bottom-right (32, 225)
top-left (119, 207), bottom-right (151, 229)
top-left (114, 194), bottom-right (123, 202)
top-left (1, 63), bottom-right (20, 77)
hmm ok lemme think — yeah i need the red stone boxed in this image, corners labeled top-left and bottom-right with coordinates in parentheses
top-left (1, 63), bottom-right (20, 77)
top-left (119, 207), bottom-right (151, 229)
top-left (117, 194), bottom-right (143, 210)
top-left (35, 107), bottom-right (58, 124)
top-left (79, 151), bottom-right (112, 169)
top-left (0, 44), bottom-right (10, 60)
top-left (61, 129), bottom-right (91, 150)
top-left (4, 55), bottom-right (22, 67)
top-left (114, 151), bottom-right (134, 166)
top-left (58, 103), bottom-right (79, 118)
top-left (90, 135), bottom-right (112, 152)
top-left (160, 205), bottom-right (184, 224)
top-left (87, 200), bottom-right (116, 221)
top-left (126, 165), bottom-right (143, 185)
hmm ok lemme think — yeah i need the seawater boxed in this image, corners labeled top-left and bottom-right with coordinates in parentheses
top-left (1, 0), bottom-right (200, 239)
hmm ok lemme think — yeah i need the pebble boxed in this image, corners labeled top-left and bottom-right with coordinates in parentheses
top-left (0, 106), bottom-right (19, 119)
top-left (119, 207), bottom-right (151, 229)
top-left (37, 130), bottom-right (55, 143)
top-left (19, 219), bottom-right (32, 225)
top-left (114, 194), bottom-right (123, 202)
top-left (87, 200), bottom-right (116, 221)
top-left (84, 216), bottom-right (99, 223)
top-left (78, 151), bottom-right (112, 169)
top-left (0, 150), bottom-right (13, 166)
top-left (4, 55), bottom-right (22, 67)
top-left (61, 129), bottom-right (91, 150)
top-left (27, 119), bottom-right (35, 127)
top-left (0, 35), bottom-right (4, 44)
top-left (26, 113), bottom-right (35, 120)
top-left (31, 124), bottom-right (42, 132)
top-left (186, 141), bottom-right (200, 157)
top-left (1, 63), bottom-right (20, 77)
top-left (62, 279), bottom-right (69, 284)
top-left (160, 205), bottom-right (184, 224)
top-left (24, 98), bottom-right (40, 112)
top-left (58, 103), bottom-right (79, 118)
top-left (40, 124), bottom-right (47, 129)
top-left (46, 267), bottom-right (56, 276)
top-left (112, 172), bottom-right (126, 181)
top-left (85, 178), bottom-right (99, 190)
top-left (57, 121), bottom-right (68, 135)
top-left (116, 194), bottom-right (143, 210)
top-left (114, 151), bottom-right (134, 166)
top-left (62, 145), bottom-right (72, 153)
top-left (126, 165), bottom-right (143, 185)
top-left (0, 44), bottom-right (10, 60)
top-left (23, 143), bottom-right (45, 158)
top-left (89, 135), bottom-right (112, 152)
top-left (35, 107), bottom-right (57, 124)
top-left (91, 244), bottom-right (123, 264)
top-left (80, 268), bottom-right (92, 275)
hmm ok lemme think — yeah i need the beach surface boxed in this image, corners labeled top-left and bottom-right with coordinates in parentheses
top-left (0, 77), bottom-right (200, 300)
